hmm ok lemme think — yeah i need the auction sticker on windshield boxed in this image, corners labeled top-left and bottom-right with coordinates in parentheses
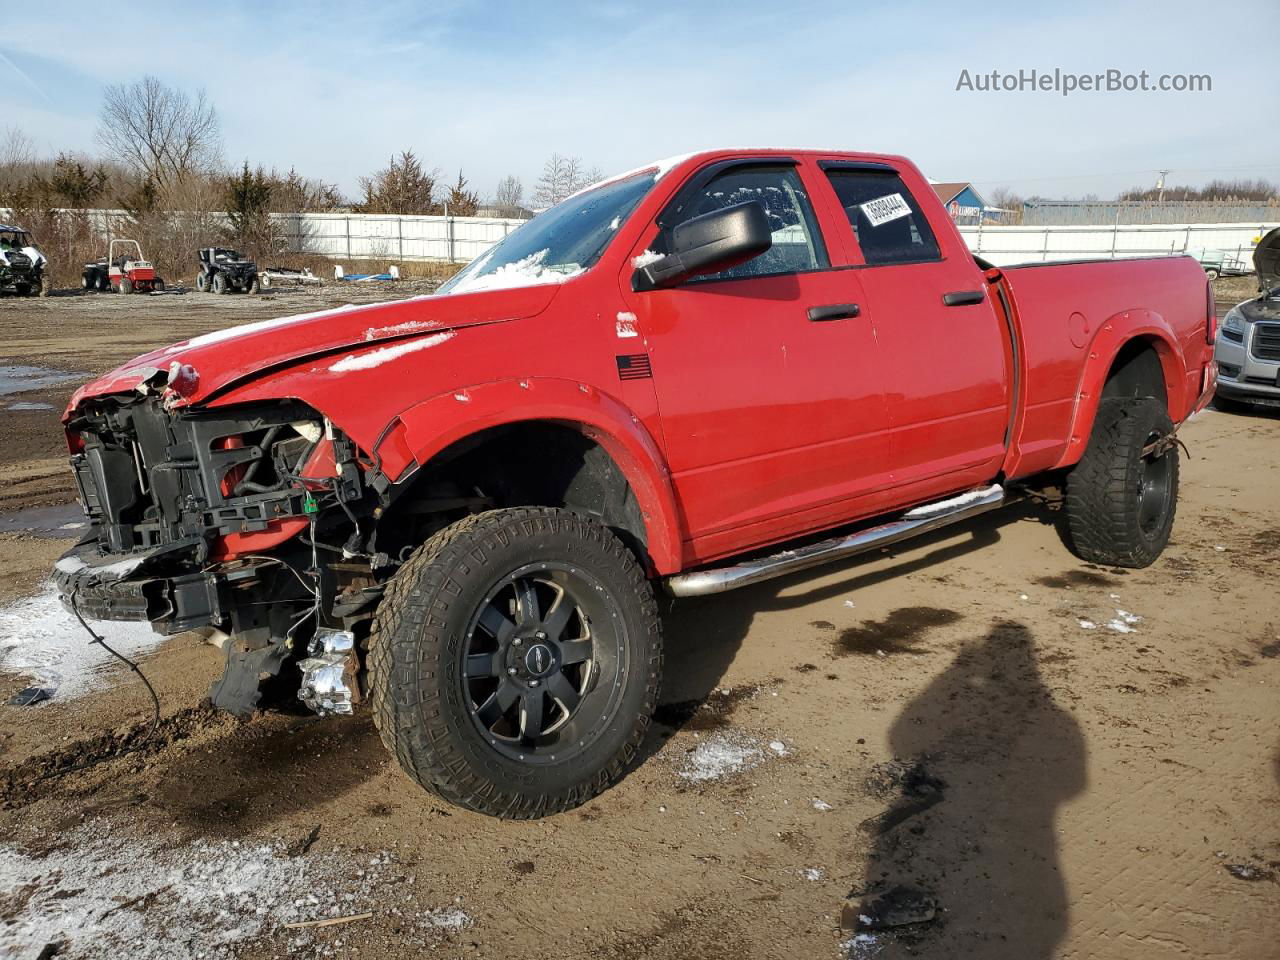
top-left (860, 192), bottom-right (913, 227)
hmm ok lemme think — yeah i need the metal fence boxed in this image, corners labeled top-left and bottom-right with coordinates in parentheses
top-left (3, 206), bottom-right (1271, 273)
top-left (275, 212), bottom-right (527, 263)
top-left (1020, 199), bottom-right (1280, 226)
top-left (958, 221), bottom-right (1274, 269)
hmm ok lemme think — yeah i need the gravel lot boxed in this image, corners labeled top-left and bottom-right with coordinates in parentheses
top-left (0, 280), bottom-right (1276, 960)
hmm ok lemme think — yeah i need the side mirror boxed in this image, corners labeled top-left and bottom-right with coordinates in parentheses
top-left (634, 201), bottom-right (772, 291)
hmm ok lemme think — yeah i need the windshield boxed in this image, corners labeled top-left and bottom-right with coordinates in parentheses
top-left (0, 231), bottom-right (31, 248)
top-left (438, 172), bottom-right (657, 295)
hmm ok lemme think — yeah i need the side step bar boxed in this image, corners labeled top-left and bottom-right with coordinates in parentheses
top-left (665, 484), bottom-right (1005, 598)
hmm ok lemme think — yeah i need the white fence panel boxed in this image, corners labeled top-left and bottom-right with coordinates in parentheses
top-left (959, 221), bottom-right (1275, 268)
top-left (5, 206), bottom-right (1271, 272)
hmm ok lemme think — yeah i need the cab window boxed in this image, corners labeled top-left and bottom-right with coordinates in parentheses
top-left (653, 164), bottom-right (828, 282)
top-left (825, 170), bottom-right (941, 266)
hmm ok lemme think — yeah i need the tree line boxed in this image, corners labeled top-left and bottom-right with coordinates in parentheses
top-left (0, 75), bottom-right (607, 283)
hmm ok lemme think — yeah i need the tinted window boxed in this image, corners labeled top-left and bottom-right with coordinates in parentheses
top-left (826, 170), bottom-right (940, 266)
top-left (653, 165), bottom-right (828, 282)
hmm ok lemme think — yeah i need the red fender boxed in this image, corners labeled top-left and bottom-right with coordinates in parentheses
top-left (1055, 308), bottom-right (1188, 470)
top-left (383, 378), bottom-right (683, 575)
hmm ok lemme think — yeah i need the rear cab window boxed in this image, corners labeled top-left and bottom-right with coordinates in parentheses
top-left (647, 163), bottom-right (829, 283)
top-left (822, 166), bottom-right (941, 266)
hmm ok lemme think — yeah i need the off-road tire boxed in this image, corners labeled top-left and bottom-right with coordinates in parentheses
top-left (153, 277), bottom-right (165, 292)
top-left (369, 507), bottom-right (662, 819)
top-left (13, 283), bottom-right (29, 296)
top-left (1065, 397), bottom-right (1178, 568)
top-left (96, 273), bottom-right (109, 292)
top-left (212, 273), bottom-right (228, 295)
top-left (249, 276), bottom-right (261, 295)
top-left (196, 272), bottom-right (208, 292)
top-left (81, 274), bottom-right (92, 291)
top-left (119, 277), bottom-right (132, 295)
top-left (37, 276), bottom-right (50, 297)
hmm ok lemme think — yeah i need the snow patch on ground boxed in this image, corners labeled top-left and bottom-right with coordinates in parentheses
top-left (812, 798), bottom-right (834, 812)
top-left (802, 867), bottom-right (824, 882)
top-left (0, 826), bottom-right (469, 959)
top-left (678, 733), bottom-right (766, 783)
top-left (841, 932), bottom-right (880, 958)
top-left (328, 331), bottom-right (455, 372)
top-left (0, 581), bottom-right (164, 698)
top-left (1077, 619), bottom-right (1098, 630)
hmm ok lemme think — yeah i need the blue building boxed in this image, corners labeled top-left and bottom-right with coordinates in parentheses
top-left (930, 182), bottom-right (996, 224)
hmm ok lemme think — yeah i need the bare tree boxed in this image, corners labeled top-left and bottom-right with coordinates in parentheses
top-left (358, 151), bottom-right (437, 214)
top-left (493, 174), bottom-right (524, 216)
top-left (985, 186), bottom-right (1025, 223)
top-left (0, 126), bottom-right (37, 200)
top-left (97, 76), bottom-right (222, 188)
top-left (532, 154), bottom-right (586, 207)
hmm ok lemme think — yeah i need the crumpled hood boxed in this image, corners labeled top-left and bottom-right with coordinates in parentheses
top-left (66, 283), bottom-right (562, 414)
top-left (1255, 226), bottom-right (1280, 290)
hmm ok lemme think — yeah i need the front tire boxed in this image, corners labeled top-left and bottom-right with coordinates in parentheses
top-left (1065, 396), bottom-right (1179, 568)
top-left (212, 273), bottom-right (228, 295)
top-left (119, 277), bottom-right (133, 294)
top-left (369, 507), bottom-right (662, 819)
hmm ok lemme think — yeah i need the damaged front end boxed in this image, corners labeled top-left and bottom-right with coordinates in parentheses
top-left (56, 384), bottom-right (383, 716)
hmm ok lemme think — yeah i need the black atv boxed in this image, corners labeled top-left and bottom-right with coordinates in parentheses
top-left (0, 224), bottom-right (51, 297)
top-left (196, 247), bottom-right (260, 294)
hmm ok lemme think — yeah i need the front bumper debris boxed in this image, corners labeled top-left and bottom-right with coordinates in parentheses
top-left (297, 628), bottom-right (358, 716)
top-left (53, 537), bottom-right (220, 631)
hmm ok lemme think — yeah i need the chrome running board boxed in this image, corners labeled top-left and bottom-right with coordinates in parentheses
top-left (664, 484), bottom-right (1005, 598)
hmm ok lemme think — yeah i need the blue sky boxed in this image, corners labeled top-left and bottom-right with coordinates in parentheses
top-left (3, 0), bottom-right (1277, 202)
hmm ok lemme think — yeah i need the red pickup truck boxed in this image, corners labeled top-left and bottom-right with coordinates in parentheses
top-left (55, 149), bottom-right (1216, 818)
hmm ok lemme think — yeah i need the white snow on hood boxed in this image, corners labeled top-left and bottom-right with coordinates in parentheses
top-left (0, 581), bottom-right (164, 698)
top-left (328, 331), bottom-right (456, 372)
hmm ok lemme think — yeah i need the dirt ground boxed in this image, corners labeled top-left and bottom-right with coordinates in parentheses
top-left (0, 281), bottom-right (1276, 960)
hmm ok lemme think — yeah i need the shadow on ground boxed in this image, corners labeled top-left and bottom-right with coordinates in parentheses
top-left (857, 622), bottom-right (1087, 958)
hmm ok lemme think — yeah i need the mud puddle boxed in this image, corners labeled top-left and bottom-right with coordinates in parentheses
top-left (0, 365), bottom-right (87, 397)
top-left (0, 503), bottom-right (84, 537)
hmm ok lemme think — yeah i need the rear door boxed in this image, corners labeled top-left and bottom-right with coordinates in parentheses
top-left (818, 162), bottom-right (1009, 501)
top-left (618, 158), bottom-right (891, 562)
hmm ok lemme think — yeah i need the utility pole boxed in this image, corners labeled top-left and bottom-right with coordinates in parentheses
top-left (1156, 169), bottom-right (1171, 204)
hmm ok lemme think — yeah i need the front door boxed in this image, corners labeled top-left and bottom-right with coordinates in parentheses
top-left (619, 160), bottom-right (891, 563)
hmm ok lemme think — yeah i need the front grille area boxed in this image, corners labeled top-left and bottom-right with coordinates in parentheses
top-left (69, 397), bottom-right (318, 556)
top-left (1252, 323), bottom-right (1280, 362)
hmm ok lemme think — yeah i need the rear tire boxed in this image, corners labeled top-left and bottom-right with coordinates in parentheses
top-left (119, 277), bottom-right (133, 294)
top-left (369, 507), bottom-right (662, 819)
top-left (96, 274), bottom-right (110, 292)
top-left (153, 277), bottom-right (165, 292)
top-left (1065, 396), bottom-right (1178, 568)
top-left (196, 272), bottom-right (208, 292)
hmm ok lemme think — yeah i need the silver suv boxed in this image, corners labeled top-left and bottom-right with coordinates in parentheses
top-left (1215, 227), bottom-right (1280, 407)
